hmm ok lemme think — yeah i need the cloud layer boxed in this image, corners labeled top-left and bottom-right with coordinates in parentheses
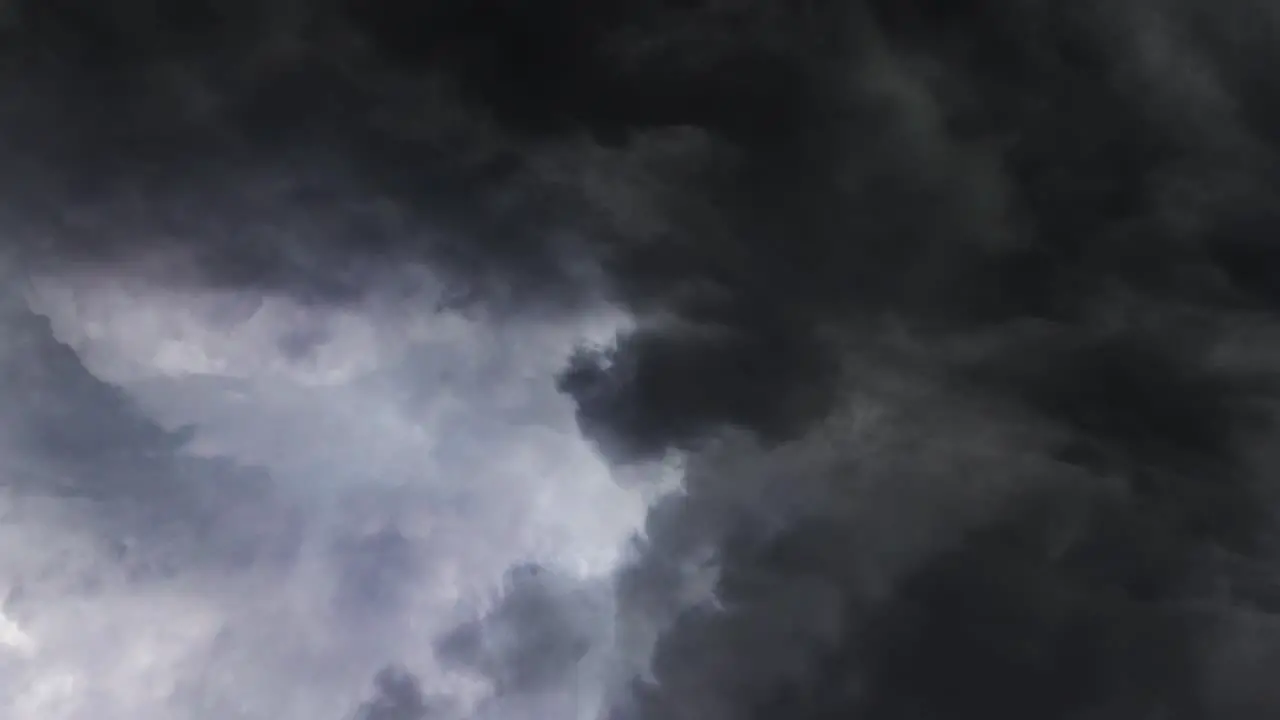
top-left (4, 1), bottom-right (1280, 719)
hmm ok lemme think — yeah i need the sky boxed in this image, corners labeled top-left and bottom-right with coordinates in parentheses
top-left (4, 1), bottom-right (1280, 719)
top-left (3, 264), bottom-right (681, 719)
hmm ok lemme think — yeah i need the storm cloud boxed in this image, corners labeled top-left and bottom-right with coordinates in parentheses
top-left (3, 1), bottom-right (1280, 720)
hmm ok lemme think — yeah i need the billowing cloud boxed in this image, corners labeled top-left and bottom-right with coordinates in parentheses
top-left (0, 265), bottom-right (654, 719)
top-left (4, 1), bottom-right (1280, 720)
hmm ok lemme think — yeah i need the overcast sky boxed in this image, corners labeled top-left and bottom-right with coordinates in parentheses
top-left (6, 2), bottom-right (1280, 720)
top-left (4, 270), bottom-right (675, 720)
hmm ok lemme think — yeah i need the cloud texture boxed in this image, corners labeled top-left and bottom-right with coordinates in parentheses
top-left (3, 1), bottom-right (1280, 719)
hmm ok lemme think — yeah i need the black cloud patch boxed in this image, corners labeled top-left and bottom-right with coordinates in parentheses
top-left (558, 317), bottom-right (841, 463)
top-left (563, 2), bottom-right (1280, 720)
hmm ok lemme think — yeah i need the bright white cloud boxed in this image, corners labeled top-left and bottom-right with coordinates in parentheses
top-left (1, 273), bottom-right (673, 720)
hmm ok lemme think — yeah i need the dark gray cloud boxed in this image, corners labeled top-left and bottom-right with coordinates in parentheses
top-left (434, 564), bottom-right (598, 697)
top-left (583, 1), bottom-right (1280, 718)
top-left (6, 1), bottom-right (1280, 719)
top-left (353, 666), bottom-right (443, 720)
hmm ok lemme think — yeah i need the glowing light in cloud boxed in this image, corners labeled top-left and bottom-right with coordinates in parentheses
top-left (2, 271), bottom-right (671, 720)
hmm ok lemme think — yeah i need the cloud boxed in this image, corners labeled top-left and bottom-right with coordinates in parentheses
top-left (353, 667), bottom-right (444, 720)
top-left (520, 2), bottom-right (1280, 719)
top-left (435, 564), bottom-right (601, 696)
top-left (5, 1), bottom-right (1280, 719)
top-left (0, 268), bottom-right (654, 719)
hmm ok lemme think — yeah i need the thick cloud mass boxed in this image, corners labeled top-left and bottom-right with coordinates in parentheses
top-left (4, 1), bottom-right (1280, 719)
